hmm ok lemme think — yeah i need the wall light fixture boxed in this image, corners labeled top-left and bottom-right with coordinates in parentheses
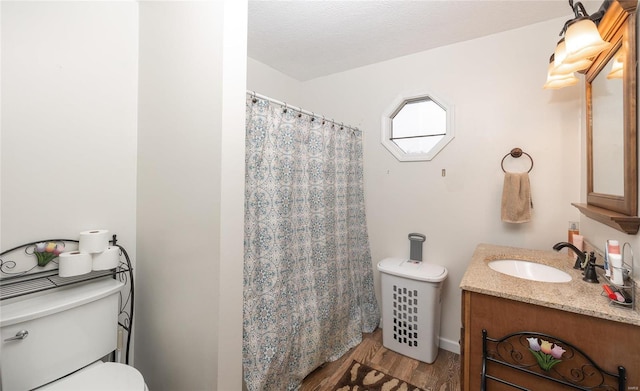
top-left (544, 56), bottom-right (580, 89)
top-left (544, 0), bottom-right (610, 89)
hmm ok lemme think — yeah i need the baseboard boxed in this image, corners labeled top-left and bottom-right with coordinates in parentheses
top-left (438, 337), bottom-right (460, 355)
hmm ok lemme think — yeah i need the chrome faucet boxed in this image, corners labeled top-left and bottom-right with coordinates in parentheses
top-left (552, 242), bottom-right (586, 269)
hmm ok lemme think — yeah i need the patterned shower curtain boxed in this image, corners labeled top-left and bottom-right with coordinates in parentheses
top-left (243, 95), bottom-right (380, 391)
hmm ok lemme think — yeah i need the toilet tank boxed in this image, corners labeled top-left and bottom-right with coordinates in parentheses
top-left (1, 278), bottom-right (124, 390)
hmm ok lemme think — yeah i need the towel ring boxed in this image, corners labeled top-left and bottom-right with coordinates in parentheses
top-left (501, 148), bottom-right (533, 173)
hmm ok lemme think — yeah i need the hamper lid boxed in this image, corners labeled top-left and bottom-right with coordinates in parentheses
top-left (377, 257), bottom-right (448, 282)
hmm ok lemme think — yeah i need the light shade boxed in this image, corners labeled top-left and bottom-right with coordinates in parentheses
top-left (544, 62), bottom-right (579, 89)
top-left (564, 18), bottom-right (611, 63)
top-left (607, 50), bottom-right (624, 79)
top-left (553, 39), bottom-right (593, 74)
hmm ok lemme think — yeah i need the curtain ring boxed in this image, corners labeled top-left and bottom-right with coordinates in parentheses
top-left (251, 91), bottom-right (257, 103)
top-left (340, 122), bottom-right (344, 130)
top-left (322, 115), bottom-right (325, 125)
top-left (311, 112), bottom-right (315, 122)
top-left (283, 103), bottom-right (288, 113)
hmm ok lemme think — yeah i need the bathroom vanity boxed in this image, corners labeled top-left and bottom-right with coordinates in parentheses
top-left (460, 243), bottom-right (640, 391)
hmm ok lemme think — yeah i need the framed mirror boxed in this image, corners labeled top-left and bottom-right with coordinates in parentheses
top-left (578, 0), bottom-right (639, 233)
top-left (591, 46), bottom-right (625, 197)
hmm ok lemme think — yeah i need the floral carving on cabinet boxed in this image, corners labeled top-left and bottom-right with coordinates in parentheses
top-left (526, 336), bottom-right (565, 371)
top-left (482, 330), bottom-right (626, 391)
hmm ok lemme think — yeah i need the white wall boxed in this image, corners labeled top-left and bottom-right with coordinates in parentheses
top-left (3, 1), bottom-right (245, 389)
top-left (1, 1), bottom-right (3, 246)
top-left (136, 1), bottom-right (245, 390)
top-left (247, 57), bottom-right (303, 104)
top-left (249, 17), bottom-right (584, 352)
top-left (218, 2), bottom-right (247, 389)
top-left (1, 1), bottom-right (138, 265)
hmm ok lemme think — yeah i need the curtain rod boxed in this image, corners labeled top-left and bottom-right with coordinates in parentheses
top-left (247, 91), bottom-right (359, 132)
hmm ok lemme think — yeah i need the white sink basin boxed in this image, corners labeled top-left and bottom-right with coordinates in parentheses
top-left (488, 259), bottom-right (572, 283)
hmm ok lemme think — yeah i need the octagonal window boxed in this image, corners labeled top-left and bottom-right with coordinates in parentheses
top-left (382, 94), bottom-right (454, 161)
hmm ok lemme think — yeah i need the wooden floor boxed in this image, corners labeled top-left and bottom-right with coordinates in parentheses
top-left (300, 328), bottom-right (461, 391)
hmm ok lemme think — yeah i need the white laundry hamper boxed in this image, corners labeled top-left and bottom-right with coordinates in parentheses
top-left (377, 257), bottom-right (448, 363)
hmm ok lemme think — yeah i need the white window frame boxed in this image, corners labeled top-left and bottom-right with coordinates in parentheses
top-left (381, 92), bottom-right (455, 162)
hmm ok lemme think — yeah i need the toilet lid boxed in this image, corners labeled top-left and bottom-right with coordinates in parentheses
top-left (38, 362), bottom-right (145, 391)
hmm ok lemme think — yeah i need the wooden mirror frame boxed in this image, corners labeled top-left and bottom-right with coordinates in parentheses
top-left (573, 0), bottom-right (640, 234)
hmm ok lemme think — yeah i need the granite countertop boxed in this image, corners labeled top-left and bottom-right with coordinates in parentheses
top-left (460, 243), bottom-right (640, 326)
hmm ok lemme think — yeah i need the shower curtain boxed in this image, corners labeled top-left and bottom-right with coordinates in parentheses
top-left (243, 94), bottom-right (380, 391)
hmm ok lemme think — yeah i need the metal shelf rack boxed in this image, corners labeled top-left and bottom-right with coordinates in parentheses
top-left (0, 236), bottom-right (134, 364)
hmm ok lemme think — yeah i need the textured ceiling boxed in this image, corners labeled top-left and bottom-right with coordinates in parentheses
top-left (248, 0), bottom-right (602, 81)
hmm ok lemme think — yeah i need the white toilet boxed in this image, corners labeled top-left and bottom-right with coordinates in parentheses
top-left (1, 278), bottom-right (147, 390)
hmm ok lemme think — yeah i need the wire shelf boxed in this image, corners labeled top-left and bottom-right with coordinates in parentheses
top-left (0, 236), bottom-right (134, 365)
top-left (1, 268), bottom-right (128, 301)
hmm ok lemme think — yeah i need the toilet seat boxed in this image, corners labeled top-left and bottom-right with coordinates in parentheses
top-left (38, 362), bottom-right (147, 391)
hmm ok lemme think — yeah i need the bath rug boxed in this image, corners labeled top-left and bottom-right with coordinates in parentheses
top-left (332, 360), bottom-right (426, 391)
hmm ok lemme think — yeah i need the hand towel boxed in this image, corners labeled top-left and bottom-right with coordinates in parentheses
top-left (501, 172), bottom-right (532, 223)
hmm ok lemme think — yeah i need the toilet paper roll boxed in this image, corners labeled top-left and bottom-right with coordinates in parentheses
top-left (79, 229), bottom-right (110, 253)
top-left (58, 251), bottom-right (93, 277)
top-left (92, 246), bottom-right (120, 271)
